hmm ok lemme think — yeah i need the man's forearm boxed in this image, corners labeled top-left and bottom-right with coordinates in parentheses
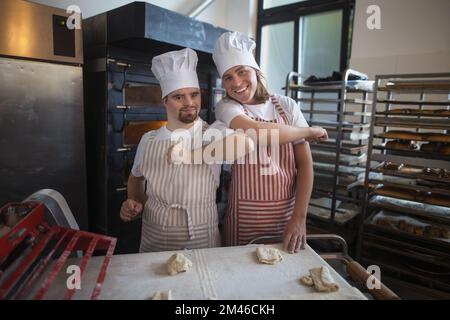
top-left (127, 174), bottom-right (147, 204)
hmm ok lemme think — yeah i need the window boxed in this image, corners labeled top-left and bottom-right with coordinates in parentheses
top-left (263, 0), bottom-right (307, 10)
top-left (260, 22), bottom-right (294, 95)
top-left (256, 0), bottom-right (354, 93)
top-left (299, 10), bottom-right (343, 78)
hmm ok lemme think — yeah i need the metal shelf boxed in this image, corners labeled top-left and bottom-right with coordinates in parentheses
top-left (372, 145), bottom-right (450, 162)
top-left (310, 141), bottom-right (367, 155)
top-left (371, 153), bottom-right (450, 170)
top-left (373, 165), bottom-right (450, 185)
top-left (286, 69), bottom-right (370, 239)
top-left (377, 99), bottom-right (450, 106)
top-left (376, 111), bottom-right (450, 118)
top-left (363, 240), bottom-right (450, 269)
top-left (359, 257), bottom-right (450, 293)
top-left (309, 120), bottom-right (371, 130)
top-left (301, 109), bottom-right (372, 117)
top-left (369, 179), bottom-right (450, 197)
top-left (360, 73), bottom-right (450, 279)
top-left (368, 195), bottom-right (450, 224)
top-left (312, 189), bottom-right (362, 203)
top-left (374, 117), bottom-right (450, 130)
top-left (364, 232), bottom-right (450, 259)
top-left (286, 85), bottom-right (371, 93)
top-left (298, 98), bottom-right (372, 105)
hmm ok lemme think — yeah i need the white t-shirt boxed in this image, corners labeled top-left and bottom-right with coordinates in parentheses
top-left (131, 118), bottom-right (232, 186)
top-left (215, 94), bottom-right (309, 144)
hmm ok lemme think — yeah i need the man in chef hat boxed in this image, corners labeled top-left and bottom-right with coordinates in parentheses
top-left (119, 48), bottom-right (254, 252)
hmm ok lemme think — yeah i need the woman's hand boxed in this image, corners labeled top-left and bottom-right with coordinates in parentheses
top-left (306, 126), bottom-right (328, 143)
top-left (282, 216), bottom-right (307, 253)
top-left (120, 199), bottom-right (143, 222)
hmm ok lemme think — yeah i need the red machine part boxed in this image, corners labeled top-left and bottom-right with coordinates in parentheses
top-left (0, 202), bottom-right (116, 300)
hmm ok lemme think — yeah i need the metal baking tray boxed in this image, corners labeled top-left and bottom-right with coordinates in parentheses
top-left (375, 116), bottom-right (450, 129)
top-left (377, 99), bottom-right (450, 106)
top-left (371, 153), bottom-right (450, 170)
top-left (312, 150), bottom-right (367, 165)
top-left (298, 97), bottom-right (372, 105)
top-left (314, 162), bottom-right (366, 177)
top-left (373, 164), bottom-right (450, 185)
top-left (363, 240), bottom-right (450, 269)
top-left (361, 246), bottom-right (450, 290)
top-left (364, 232), bottom-right (450, 263)
top-left (301, 109), bottom-right (372, 117)
top-left (312, 189), bottom-right (361, 203)
top-left (374, 133), bottom-right (432, 142)
top-left (287, 81), bottom-right (374, 93)
top-left (360, 256), bottom-right (450, 295)
top-left (369, 178), bottom-right (450, 197)
top-left (376, 110), bottom-right (450, 118)
top-left (368, 195), bottom-right (450, 224)
top-left (310, 141), bottom-right (368, 155)
top-left (310, 120), bottom-right (371, 130)
top-left (372, 145), bottom-right (450, 162)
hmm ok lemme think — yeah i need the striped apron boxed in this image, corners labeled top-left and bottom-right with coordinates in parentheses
top-left (139, 130), bottom-right (221, 252)
top-left (224, 96), bottom-right (297, 246)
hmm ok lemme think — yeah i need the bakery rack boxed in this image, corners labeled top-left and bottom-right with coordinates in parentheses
top-left (359, 73), bottom-right (450, 297)
top-left (285, 69), bottom-right (373, 254)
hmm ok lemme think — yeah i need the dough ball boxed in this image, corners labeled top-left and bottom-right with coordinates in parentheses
top-left (300, 276), bottom-right (314, 287)
top-left (309, 266), bottom-right (339, 292)
top-left (256, 247), bottom-right (283, 265)
top-left (152, 290), bottom-right (172, 300)
top-left (166, 253), bottom-right (193, 276)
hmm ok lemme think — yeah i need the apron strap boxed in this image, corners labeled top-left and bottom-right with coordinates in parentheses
top-left (270, 95), bottom-right (290, 125)
top-left (241, 96), bottom-right (290, 125)
top-left (162, 203), bottom-right (196, 240)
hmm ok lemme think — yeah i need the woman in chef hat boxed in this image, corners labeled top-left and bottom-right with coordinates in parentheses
top-left (212, 32), bottom-right (327, 253)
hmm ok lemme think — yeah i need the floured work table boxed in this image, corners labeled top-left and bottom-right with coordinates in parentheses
top-left (31, 243), bottom-right (368, 300)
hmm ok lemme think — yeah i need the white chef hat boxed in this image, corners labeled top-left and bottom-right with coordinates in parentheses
top-left (213, 31), bottom-right (261, 78)
top-left (151, 48), bottom-right (200, 98)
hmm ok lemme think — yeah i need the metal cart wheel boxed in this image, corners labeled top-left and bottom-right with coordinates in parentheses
top-left (248, 234), bottom-right (400, 300)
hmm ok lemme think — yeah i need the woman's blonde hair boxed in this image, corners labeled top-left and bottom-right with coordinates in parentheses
top-left (224, 68), bottom-right (270, 104)
top-left (253, 69), bottom-right (271, 103)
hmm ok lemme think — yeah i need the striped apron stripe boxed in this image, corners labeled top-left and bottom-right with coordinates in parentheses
top-left (224, 96), bottom-right (297, 246)
top-left (139, 129), bottom-right (220, 252)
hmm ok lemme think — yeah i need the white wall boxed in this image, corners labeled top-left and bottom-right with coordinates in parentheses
top-left (350, 0), bottom-right (450, 78)
top-left (28, 0), bottom-right (258, 36)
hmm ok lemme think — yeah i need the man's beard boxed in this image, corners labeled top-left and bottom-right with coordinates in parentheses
top-left (178, 108), bottom-right (199, 124)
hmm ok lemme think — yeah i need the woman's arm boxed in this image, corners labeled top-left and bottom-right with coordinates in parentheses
top-left (282, 142), bottom-right (314, 253)
top-left (168, 131), bottom-right (255, 164)
top-left (230, 115), bottom-right (327, 146)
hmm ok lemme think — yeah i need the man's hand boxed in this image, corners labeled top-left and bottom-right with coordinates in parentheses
top-left (120, 199), bottom-right (143, 222)
top-left (306, 126), bottom-right (328, 143)
top-left (282, 216), bottom-right (307, 253)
